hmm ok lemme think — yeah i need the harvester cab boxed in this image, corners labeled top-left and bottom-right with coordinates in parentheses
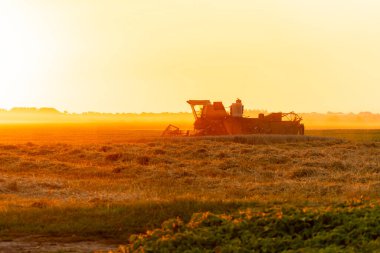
top-left (187, 100), bottom-right (230, 135)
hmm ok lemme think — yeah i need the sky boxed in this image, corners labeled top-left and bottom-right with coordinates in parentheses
top-left (0, 0), bottom-right (379, 113)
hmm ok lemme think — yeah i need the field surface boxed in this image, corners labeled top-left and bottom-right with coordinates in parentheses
top-left (0, 125), bottom-right (379, 252)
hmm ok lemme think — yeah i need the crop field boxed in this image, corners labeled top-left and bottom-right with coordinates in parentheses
top-left (0, 125), bottom-right (379, 252)
top-left (307, 129), bottom-right (380, 142)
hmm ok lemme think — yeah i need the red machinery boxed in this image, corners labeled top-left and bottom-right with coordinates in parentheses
top-left (162, 99), bottom-right (304, 136)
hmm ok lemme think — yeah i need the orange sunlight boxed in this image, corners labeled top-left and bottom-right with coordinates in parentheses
top-left (1, 0), bottom-right (380, 114)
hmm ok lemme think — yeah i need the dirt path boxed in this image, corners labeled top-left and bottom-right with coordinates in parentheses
top-left (0, 236), bottom-right (117, 253)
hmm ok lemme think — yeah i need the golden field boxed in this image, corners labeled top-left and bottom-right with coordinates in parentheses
top-left (0, 125), bottom-right (379, 252)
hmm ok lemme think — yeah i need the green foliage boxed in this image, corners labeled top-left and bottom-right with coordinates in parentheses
top-left (0, 199), bottom-right (259, 240)
top-left (119, 202), bottom-right (380, 253)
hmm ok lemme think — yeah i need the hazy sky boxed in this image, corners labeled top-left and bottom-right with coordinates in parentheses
top-left (0, 0), bottom-right (379, 113)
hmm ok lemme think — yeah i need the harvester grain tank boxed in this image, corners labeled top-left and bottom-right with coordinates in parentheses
top-left (230, 99), bottom-right (244, 117)
top-left (162, 99), bottom-right (304, 136)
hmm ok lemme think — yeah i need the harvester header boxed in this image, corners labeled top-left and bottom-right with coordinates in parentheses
top-left (162, 99), bottom-right (304, 137)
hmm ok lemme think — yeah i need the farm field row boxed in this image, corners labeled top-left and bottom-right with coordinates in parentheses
top-left (0, 124), bottom-right (379, 143)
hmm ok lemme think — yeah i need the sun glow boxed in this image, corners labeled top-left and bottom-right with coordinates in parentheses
top-left (0, 2), bottom-right (57, 109)
top-left (1, 1), bottom-right (380, 113)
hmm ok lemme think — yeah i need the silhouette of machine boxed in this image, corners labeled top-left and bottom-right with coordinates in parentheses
top-left (162, 99), bottom-right (304, 136)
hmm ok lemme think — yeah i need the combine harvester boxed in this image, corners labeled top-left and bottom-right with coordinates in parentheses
top-left (162, 99), bottom-right (304, 137)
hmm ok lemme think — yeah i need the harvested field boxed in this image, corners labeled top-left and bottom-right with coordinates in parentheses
top-left (0, 126), bottom-right (379, 252)
top-left (2, 136), bottom-right (376, 207)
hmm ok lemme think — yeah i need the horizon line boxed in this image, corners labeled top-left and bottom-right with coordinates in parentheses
top-left (0, 107), bottom-right (379, 115)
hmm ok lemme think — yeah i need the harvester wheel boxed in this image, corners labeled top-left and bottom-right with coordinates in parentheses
top-left (264, 127), bottom-right (272, 134)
